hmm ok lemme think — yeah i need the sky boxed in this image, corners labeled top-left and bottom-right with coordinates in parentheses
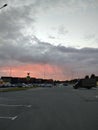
top-left (0, 0), bottom-right (98, 80)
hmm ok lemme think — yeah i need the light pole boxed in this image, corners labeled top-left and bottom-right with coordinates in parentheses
top-left (0, 4), bottom-right (7, 9)
top-left (0, 4), bottom-right (8, 77)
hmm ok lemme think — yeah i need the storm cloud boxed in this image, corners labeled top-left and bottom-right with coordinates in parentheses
top-left (0, 35), bottom-right (98, 77)
top-left (0, 0), bottom-right (98, 79)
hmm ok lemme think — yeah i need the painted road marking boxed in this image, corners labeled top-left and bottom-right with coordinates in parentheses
top-left (0, 104), bottom-right (32, 120)
top-left (95, 95), bottom-right (98, 98)
top-left (0, 104), bottom-right (32, 108)
top-left (0, 116), bottom-right (18, 120)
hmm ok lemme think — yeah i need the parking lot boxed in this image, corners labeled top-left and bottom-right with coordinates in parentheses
top-left (0, 86), bottom-right (98, 130)
top-left (0, 90), bottom-right (33, 130)
top-left (0, 103), bottom-right (32, 120)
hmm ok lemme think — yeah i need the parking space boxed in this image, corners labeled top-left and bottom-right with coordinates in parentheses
top-left (0, 87), bottom-right (98, 130)
top-left (0, 98), bottom-right (32, 121)
top-left (72, 87), bottom-right (98, 102)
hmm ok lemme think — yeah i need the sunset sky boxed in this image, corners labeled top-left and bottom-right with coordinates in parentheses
top-left (0, 0), bottom-right (98, 80)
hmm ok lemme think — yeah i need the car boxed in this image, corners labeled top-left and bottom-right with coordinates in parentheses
top-left (73, 78), bottom-right (96, 89)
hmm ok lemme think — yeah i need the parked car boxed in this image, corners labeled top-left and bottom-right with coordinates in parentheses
top-left (73, 78), bottom-right (96, 89)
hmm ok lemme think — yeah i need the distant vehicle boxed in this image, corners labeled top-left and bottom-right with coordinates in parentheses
top-left (63, 83), bottom-right (68, 86)
top-left (73, 77), bottom-right (96, 89)
top-left (45, 83), bottom-right (53, 87)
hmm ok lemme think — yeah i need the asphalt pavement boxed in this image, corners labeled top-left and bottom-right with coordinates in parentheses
top-left (0, 86), bottom-right (98, 130)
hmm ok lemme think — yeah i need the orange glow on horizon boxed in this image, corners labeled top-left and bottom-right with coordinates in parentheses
top-left (0, 64), bottom-right (70, 80)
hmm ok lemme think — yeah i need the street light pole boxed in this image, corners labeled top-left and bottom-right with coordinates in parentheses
top-left (0, 4), bottom-right (7, 9)
top-left (0, 4), bottom-right (8, 77)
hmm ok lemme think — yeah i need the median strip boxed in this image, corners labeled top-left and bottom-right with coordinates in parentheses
top-left (0, 86), bottom-right (35, 92)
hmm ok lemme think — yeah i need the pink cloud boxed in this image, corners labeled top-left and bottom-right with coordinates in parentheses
top-left (0, 64), bottom-right (70, 80)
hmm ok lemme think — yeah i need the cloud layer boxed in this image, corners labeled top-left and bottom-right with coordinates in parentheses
top-left (0, 35), bottom-right (98, 79)
top-left (0, 0), bottom-right (98, 80)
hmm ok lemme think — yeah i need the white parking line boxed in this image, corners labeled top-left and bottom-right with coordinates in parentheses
top-left (95, 95), bottom-right (98, 98)
top-left (0, 116), bottom-right (18, 120)
top-left (0, 104), bottom-right (32, 108)
top-left (0, 104), bottom-right (32, 120)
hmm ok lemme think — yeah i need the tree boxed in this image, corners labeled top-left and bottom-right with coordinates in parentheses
top-left (90, 74), bottom-right (96, 79)
top-left (85, 75), bottom-right (89, 79)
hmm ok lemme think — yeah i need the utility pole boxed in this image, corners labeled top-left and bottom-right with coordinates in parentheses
top-left (0, 4), bottom-right (7, 10)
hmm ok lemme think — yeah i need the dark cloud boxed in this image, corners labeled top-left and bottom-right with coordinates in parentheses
top-left (0, 36), bottom-right (98, 77)
top-left (0, 2), bottom-right (36, 42)
top-left (0, 0), bottom-right (98, 78)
